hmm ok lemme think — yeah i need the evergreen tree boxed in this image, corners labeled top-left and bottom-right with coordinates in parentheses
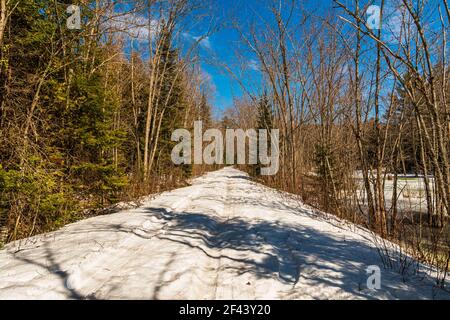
top-left (154, 25), bottom-right (191, 178)
top-left (0, 1), bottom-right (216, 243)
top-left (199, 93), bottom-right (212, 127)
top-left (257, 92), bottom-right (273, 131)
top-left (254, 92), bottom-right (273, 176)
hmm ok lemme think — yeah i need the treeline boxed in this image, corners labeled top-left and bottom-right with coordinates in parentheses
top-left (226, 0), bottom-right (450, 285)
top-left (0, 0), bottom-right (213, 244)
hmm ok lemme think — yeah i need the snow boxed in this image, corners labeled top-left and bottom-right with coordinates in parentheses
top-left (0, 167), bottom-right (448, 300)
top-left (353, 172), bottom-right (436, 214)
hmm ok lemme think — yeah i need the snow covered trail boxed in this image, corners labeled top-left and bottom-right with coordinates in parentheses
top-left (0, 167), bottom-right (447, 300)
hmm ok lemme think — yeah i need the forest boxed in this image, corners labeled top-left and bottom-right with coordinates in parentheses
top-left (0, 0), bottom-right (449, 290)
top-left (0, 0), bottom-right (215, 242)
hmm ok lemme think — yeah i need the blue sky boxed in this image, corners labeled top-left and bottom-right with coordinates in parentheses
top-left (194, 0), bottom-right (339, 116)
top-left (195, 0), bottom-right (445, 116)
top-left (114, 0), bottom-right (446, 118)
top-left (110, 1), bottom-right (334, 115)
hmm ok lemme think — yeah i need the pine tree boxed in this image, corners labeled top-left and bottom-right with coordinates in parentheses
top-left (257, 92), bottom-right (273, 131)
top-left (254, 92), bottom-right (273, 176)
top-left (154, 25), bottom-right (191, 179)
top-left (0, 1), bottom-right (214, 242)
top-left (199, 93), bottom-right (212, 127)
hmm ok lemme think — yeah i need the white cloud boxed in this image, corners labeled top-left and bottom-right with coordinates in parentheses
top-left (103, 12), bottom-right (160, 41)
top-left (382, 4), bottom-right (404, 44)
top-left (248, 59), bottom-right (260, 71)
top-left (183, 33), bottom-right (213, 50)
top-left (193, 36), bottom-right (212, 50)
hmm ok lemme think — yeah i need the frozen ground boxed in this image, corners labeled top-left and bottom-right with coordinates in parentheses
top-left (0, 167), bottom-right (448, 300)
top-left (354, 172), bottom-right (435, 213)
